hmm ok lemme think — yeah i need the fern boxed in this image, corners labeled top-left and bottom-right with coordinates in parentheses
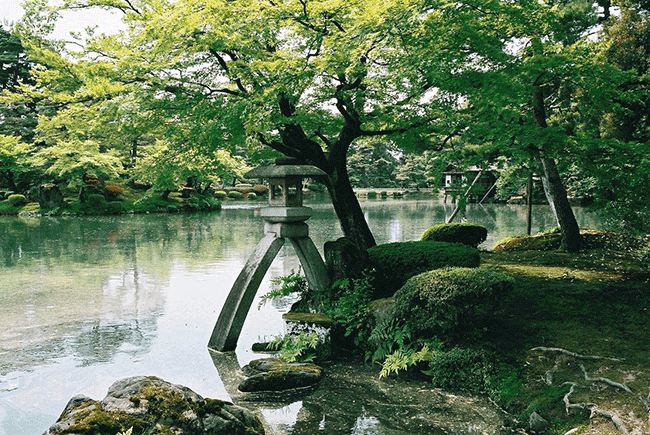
top-left (268, 333), bottom-right (319, 363)
top-left (258, 268), bottom-right (307, 309)
top-left (368, 319), bottom-right (412, 364)
top-left (379, 345), bottom-right (439, 379)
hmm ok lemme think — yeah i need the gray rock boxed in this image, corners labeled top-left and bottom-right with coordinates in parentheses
top-left (529, 411), bottom-right (549, 433)
top-left (239, 358), bottom-right (323, 394)
top-left (368, 298), bottom-right (395, 326)
top-left (324, 237), bottom-right (369, 282)
top-left (43, 376), bottom-right (265, 435)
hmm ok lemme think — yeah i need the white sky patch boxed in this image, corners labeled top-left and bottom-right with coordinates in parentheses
top-left (1, 0), bottom-right (125, 39)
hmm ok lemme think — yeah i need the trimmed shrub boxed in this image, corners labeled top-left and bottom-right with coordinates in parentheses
top-left (367, 241), bottom-right (480, 298)
top-left (104, 184), bottom-right (124, 195)
top-left (228, 190), bottom-right (244, 199)
top-left (214, 190), bottom-right (227, 199)
top-left (85, 193), bottom-right (108, 213)
top-left (366, 191), bottom-right (377, 199)
top-left (246, 192), bottom-right (257, 200)
top-left (106, 201), bottom-right (124, 215)
top-left (393, 267), bottom-right (514, 341)
top-left (420, 223), bottom-right (488, 248)
top-left (7, 194), bottom-right (27, 206)
top-left (234, 183), bottom-right (253, 194)
top-left (252, 184), bottom-right (268, 195)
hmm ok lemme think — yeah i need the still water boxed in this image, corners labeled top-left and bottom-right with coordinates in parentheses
top-left (0, 196), bottom-right (603, 434)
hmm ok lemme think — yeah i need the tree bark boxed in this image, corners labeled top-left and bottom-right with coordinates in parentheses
top-left (532, 84), bottom-right (582, 252)
top-left (271, 94), bottom-right (377, 253)
top-left (538, 154), bottom-right (581, 252)
top-left (325, 157), bottom-right (377, 253)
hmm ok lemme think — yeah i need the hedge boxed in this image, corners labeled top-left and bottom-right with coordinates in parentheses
top-left (7, 194), bottom-right (27, 206)
top-left (420, 223), bottom-right (488, 248)
top-left (367, 241), bottom-right (480, 298)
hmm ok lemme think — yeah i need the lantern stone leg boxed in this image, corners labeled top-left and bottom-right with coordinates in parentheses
top-left (287, 237), bottom-right (329, 293)
top-left (208, 233), bottom-right (285, 352)
top-left (207, 161), bottom-right (330, 352)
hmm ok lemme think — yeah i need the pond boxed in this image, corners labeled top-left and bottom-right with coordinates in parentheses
top-left (0, 195), bottom-right (604, 435)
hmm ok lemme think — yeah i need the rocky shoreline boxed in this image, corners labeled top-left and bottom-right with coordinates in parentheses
top-left (44, 353), bottom-right (518, 435)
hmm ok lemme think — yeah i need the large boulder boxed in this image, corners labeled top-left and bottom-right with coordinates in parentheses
top-left (324, 237), bottom-right (369, 282)
top-left (43, 376), bottom-right (265, 435)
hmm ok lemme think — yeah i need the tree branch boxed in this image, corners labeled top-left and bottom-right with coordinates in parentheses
top-left (208, 49), bottom-right (248, 94)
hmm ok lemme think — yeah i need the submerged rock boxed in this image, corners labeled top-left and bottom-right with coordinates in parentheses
top-left (43, 376), bottom-right (265, 435)
top-left (238, 358), bottom-right (323, 395)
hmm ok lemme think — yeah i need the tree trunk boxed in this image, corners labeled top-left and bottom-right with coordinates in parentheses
top-left (538, 154), bottom-right (581, 252)
top-left (325, 160), bottom-right (377, 253)
top-left (532, 85), bottom-right (582, 252)
top-left (273, 94), bottom-right (377, 253)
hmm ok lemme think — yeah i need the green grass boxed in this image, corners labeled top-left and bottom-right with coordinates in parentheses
top-left (478, 230), bottom-right (650, 433)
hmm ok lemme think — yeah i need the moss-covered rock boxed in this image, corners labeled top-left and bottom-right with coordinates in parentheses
top-left (420, 222), bottom-right (488, 248)
top-left (43, 376), bottom-right (265, 435)
top-left (367, 241), bottom-right (480, 298)
top-left (239, 358), bottom-right (323, 395)
top-left (393, 267), bottom-right (514, 341)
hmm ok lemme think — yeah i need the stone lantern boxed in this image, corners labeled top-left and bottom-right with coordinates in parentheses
top-left (208, 161), bottom-right (330, 352)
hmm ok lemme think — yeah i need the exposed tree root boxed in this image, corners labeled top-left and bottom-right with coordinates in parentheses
top-left (531, 346), bottom-right (624, 362)
top-left (563, 382), bottom-right (630, 434)
top-left (579, 364), bottom-right (633, 393)
top-left (531, 346), bottom-right (640, 433)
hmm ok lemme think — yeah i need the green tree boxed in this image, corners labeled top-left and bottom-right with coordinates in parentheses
top-left (14, 0), bottom-right (450, 252)
top-left (574, 0), bottom-right (650, 232)
top-left (29, 138), bottom-right (124, 192)
top-left (0, 134), bottom-right (34, 191)
top-left (0, 26), bottom-right (37, 142)
top-left (347, 140), bottom-right (399, 188)
top-left (396, 153), bottom-right (430, 190)
top-left (132, 141), bottom-right (248, 198)
top-left (405, 0), bottom-right (633, 251)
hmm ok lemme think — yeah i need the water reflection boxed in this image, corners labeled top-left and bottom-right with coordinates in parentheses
top-left (0, 197), bottom-right (604, 435)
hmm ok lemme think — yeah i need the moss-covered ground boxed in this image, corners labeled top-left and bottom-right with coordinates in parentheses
top-left (480, 229), bottom-right (650, 434)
